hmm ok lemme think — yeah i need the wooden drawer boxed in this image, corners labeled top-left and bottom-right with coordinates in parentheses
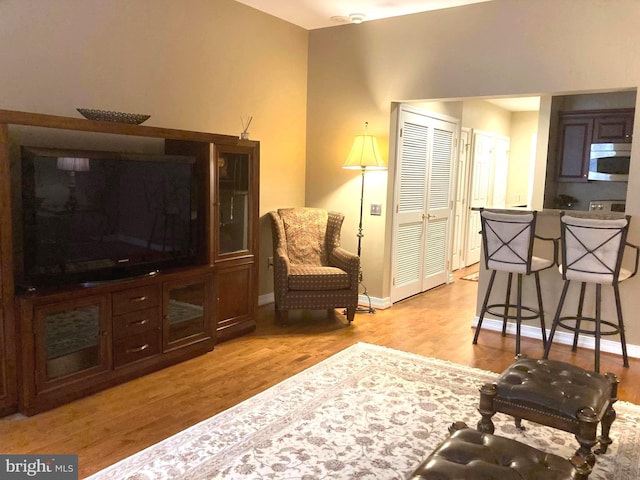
top-left (112, 285), bottom-right (160, 316)
top-left (114, 330), bottom-right (161, 367)
top-left (113, 307), bottom-right (160, 340)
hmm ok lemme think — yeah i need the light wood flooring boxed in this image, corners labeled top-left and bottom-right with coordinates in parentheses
top-left (2, 265), bottom-right (639, 478)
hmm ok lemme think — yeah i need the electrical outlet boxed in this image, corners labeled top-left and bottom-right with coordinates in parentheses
top-left (268, 256), bottom-right (273, 268)
top-left (370, 203), bottom-right (382, 216)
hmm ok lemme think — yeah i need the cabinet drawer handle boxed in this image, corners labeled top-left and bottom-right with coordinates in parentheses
top-left (131, 295), bottom-right (148, 303)
top-left (126, 343), bottom-right (150, 353)
top-left (128, 318), bottom-right (149, 327)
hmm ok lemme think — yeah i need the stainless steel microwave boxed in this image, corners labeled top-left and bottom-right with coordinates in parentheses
top-left (588, 143), bottom-right (631, 181)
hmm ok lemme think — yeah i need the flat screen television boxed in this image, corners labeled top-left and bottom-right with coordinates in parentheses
top-left (19, 146), bottom-right (199, 287)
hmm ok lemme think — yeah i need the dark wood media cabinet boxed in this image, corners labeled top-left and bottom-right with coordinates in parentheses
top-left (0, 109), bottom-right (259, 416)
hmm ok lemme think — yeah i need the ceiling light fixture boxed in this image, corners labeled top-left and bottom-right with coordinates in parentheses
top-left (349, 13), bottom-right (366, 24)
top-left (330, 15), bottom-right (351, 24)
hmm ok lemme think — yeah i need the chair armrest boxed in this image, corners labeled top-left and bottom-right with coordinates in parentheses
top-left (534, 234), bottom-right (559, 266)
top-left (624, 241), bottom-right (639, 278)
top-left (274, 246), bottom-right (291, 274)
top-left (330, 247), bottom-right (360, 289)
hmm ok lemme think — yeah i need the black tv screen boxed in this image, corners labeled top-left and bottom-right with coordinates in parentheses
top-left (20, 146), bottom-right (198, 287)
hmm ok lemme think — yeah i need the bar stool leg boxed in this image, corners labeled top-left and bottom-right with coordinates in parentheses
top-left (573, 282), bottom-right (587, 351)
top-left (502, 273), bottom-right (513, 337)
top-left (544, 280), bottom-right (571, 359)
top-left (474, 270), bottom-right (497, 345)
top-left (595, 284), bottom-right (602, 373)
top-left (516, 273), bottom-right (523, 356)
top-left (613, 284), bottom-right (630, 368)
top-left (534, 271), bottom-right (547, 348)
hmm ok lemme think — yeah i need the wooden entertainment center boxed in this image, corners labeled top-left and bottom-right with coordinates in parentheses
top-left (0, 109), bottom-right (259, 416)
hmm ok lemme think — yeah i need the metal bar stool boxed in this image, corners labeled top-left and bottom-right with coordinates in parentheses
top-left (473, 209), bottom-right (558, 355)
top-left (544, 214), bottom-right (639, 373)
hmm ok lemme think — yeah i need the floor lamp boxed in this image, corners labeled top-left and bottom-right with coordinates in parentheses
top-left (342, 122), bottom-right (387, 313)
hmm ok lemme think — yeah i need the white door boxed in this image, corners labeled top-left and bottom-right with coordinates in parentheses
top-left (423, 124), bottom-right (456, 289)
top-left (465, 130), bottom-right (493, 266)
top-left (452, 128), bottom-right (471, 270)
top-left (391, 106), bottom-right (458, 303)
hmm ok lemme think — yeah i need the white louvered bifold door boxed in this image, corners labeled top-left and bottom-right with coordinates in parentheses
top-left (422, 121), bottom-right (455, 291)
top-left (391, 118), bottom-right (429, 302)
top-left (391, 107), bottom-right (457, 303)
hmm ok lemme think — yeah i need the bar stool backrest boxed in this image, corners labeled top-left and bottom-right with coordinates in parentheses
top-left (560, 215), bottom-right (630, 285)
top-left (481, 209), bottom-right (536, 274)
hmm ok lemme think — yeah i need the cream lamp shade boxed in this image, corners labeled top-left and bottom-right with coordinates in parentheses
top-left (342, 134), bottom-right (386, 170)
top-left (57, 157), bottom-right (90, 172)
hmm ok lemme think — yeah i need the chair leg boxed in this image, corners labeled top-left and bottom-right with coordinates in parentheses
top-left (613, 284), bottom-right (630, 368)
top-left (595, 284), bottom-right (602, 373)
top-left (477, 383), bottom-right (497, 434)
top-left (275, 307), bottom-right (289, 326)
top-left (346, 307), bottom-right (356, 323)
top-left (544, 280), bottom-right (571, 359)
top-left (516, 273), bottom-right (523, 356)
top-left (573, 282), bottom-right (587, 351)
top-left (473, 270), bottom-right (497, 345)
top-left (597, 402), bottom-right (616, 454)
top-left (502, 272), bottom-right (513, 337)
top-left (534, 272), bottom-right (547, 348)
top-left (597, 372), bottom-right (619, 454)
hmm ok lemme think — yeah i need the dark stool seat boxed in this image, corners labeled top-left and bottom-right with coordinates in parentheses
top-left (409, 423), bottom-right (591, 480)
top-left (477, 357), bottom-right (618, 466)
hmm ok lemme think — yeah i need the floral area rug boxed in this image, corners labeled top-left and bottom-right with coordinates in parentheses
top-left (87, 342), bottom-right (640, 479)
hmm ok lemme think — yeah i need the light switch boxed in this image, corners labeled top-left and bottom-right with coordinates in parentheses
top-left (370, 203), bottom-right (382, 216)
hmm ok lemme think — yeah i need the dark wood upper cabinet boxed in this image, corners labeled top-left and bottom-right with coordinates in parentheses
top-left (592, 109), bottom-right (634, 143)
top-left (556, 108), bottom-right (634, 182)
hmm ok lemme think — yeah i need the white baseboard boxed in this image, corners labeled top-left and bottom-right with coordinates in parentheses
top-left (357, 294), bottom-right (392, 310)
top-left (472, 316), bottom-right (640, 359)
top-left (258, 293), bottom-right (274, 306)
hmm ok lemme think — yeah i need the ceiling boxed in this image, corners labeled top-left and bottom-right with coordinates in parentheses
top-left (235, 0), bottom-right (493, 30)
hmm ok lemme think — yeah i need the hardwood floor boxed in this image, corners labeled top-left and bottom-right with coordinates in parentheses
top-left (2, 265), bottom-right (639, 478)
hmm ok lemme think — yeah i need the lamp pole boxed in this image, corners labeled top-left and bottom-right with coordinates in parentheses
top-left (343, 122), bottom-right (386, 314)
top-left (356, 166), bottom-right (366, 259)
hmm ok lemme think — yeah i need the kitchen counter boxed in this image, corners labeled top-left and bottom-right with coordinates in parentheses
top-left (472, 206), bottom-right (627, 219)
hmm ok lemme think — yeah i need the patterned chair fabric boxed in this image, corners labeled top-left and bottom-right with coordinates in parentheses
top-left (269, 208), bottom-right (360, 323)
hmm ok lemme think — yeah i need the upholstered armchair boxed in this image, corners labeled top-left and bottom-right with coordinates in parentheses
top-left (268, 208), bottom-right (360, 324)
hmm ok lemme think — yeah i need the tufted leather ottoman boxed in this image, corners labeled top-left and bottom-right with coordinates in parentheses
top-left (409, 423), bottom-right (591, 480)
top-left (477, 357), bottom-right (618, 466)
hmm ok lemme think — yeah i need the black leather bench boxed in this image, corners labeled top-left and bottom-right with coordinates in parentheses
top-left (410, 423), bottom-right (591, 480)
top-left (477, 357), bottom-right (618, 466)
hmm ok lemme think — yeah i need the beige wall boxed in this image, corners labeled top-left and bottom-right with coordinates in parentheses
top-left (0, 0), bottom-right (309, 296)
top-left (461, 100), bottom-right (511, 136)
top-left (306, 0), bottom-right (640, 321)
top-left (508, 111), bottom-right (538, 207)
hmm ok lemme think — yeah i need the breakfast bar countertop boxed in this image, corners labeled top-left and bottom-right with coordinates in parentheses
top-left (471, 206), bottom-right (628, 219)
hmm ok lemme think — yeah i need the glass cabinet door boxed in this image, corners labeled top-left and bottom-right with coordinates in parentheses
top-left (216, 149), bottom-right (251, 256)
top-left (35, 295), bottom-right (109, 389)
top-left (163, 276), bottom-right (212, 351)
